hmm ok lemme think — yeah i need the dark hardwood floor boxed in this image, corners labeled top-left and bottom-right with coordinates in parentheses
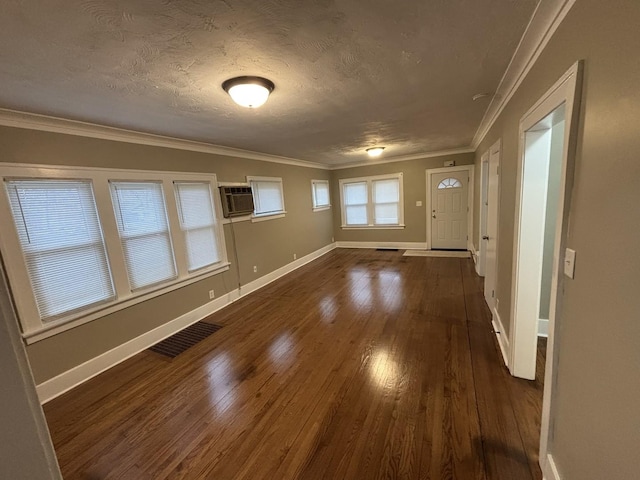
top-left (43, 249), bottom-right (546, 479)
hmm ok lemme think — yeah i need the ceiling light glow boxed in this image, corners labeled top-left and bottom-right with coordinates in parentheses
top-left (222, 76), bottom-right (275, 108)
top-left (366, 147), bottom-right (385, 157)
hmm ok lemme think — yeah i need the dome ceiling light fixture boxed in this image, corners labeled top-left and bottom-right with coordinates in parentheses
top-left (366, 147), bottom-right (385, 157)
top-left (222, 76), bottom-right (275, 108)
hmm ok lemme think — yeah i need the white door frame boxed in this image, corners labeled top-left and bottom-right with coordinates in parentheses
top-left (477, 151), bottom-right (490, 276)
top-left (508, 61), bottom-right (583, 477)
top-left (483, 139), bottom-right (501, 313)
top-left (425, 165), bottom-right (474, 250)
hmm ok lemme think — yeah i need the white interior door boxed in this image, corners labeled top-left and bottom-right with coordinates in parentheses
top-left (430, 172), bottom-right (468, 250)
top-left (484, 141), bottom-right (501, 309)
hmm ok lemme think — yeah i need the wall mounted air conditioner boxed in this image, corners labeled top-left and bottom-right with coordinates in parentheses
top-left (219, 185), bottom-right (255, 218)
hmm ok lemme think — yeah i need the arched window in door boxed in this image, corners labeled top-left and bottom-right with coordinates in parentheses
top-left (437, 177), bottom-right (462, 189)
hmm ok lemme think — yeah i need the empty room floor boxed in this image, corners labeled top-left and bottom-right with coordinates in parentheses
top-left (43, 249), bottom-right (545, 479)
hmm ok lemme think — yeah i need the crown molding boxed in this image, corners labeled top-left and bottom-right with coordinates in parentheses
top-left (0, 108), bottom-right (329, 170)
top-left (329, 147), bottom-right (475, 170)
top-left (471, 0), bottom-right (577, 149)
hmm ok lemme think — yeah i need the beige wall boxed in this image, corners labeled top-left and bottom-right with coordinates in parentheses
top-left (473, 1), bottom-right (640, 478)
top-left (331, 153), bottom-right (474, 243)
top-left (0, 126), bottom-right (333, 383)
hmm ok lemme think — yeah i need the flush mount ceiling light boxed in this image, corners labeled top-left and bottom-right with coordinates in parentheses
top-left (222, 76), bottom-right (275, 108)
top-left (366, 147), bottom-right (385, 157)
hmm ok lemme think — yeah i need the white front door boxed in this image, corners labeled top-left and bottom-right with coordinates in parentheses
top-left (430, 172), bottom-right (468, 250)
top-left (484, 141), bottom-right (501, 309)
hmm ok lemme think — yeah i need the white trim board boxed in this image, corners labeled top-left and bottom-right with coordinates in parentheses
top-left (330, 148), bottom-right (475, 170)
top-left (0, 108), bottom-right (328, 171)
top-left (491, 308), bottom-right (510, 368)
top-left (542, 453), bottom-right (562, 480)
top-left (538, 318), bottom-right (549, 337)
top-left (36, 242), bottom-right (336, 404)
top-left (472, 0), bottom-right (577, 149)
top-left (469, 243), bottom-right (478, 265)
top-left (335, 241), bottom-right (427, 250)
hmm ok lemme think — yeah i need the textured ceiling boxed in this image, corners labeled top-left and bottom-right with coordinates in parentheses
top-left (0, 0), bottom-right (538, 165)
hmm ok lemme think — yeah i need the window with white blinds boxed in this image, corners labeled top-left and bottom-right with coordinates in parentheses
top-left (248, 176), bottom-right (286, 218)
top-left (174, 182), bottom-right (220, 272)
top-left (311, 179), bottom-right (331, 211)
top-left (110, 181), bottom-right (177, 290)
top-left (0, 165), bottom-right (229, 339)
top-left (5, 179), bottom-right (115, 320)
top-left (372, 178), bottom-right (400, 225)
top-left (343, 182), bottom-right (368, 225)
top-left (339, 173), bottom-right (404, 228)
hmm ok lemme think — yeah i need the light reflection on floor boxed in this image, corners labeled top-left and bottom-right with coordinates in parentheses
top-left (369, 348), bottom-right (399, 389)
top-left (268, 332), bottom-right (295, 369)
top-left (205, 352), bottom-right (235, 416)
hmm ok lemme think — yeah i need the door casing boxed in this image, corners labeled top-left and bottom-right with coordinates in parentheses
top-left (508, 61), bottom-right (583, 478)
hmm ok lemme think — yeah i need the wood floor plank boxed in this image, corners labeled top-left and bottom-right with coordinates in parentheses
top-left (43, 249), bottom-right (544, 479)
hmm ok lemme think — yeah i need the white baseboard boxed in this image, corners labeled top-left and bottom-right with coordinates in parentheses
top-left (491, 307), bottom-right (510, 368)
top-left (36, 242), bottom-right (336, 404)
top-left (237, 243), bottom-right (336, 297)
top-left (469, 244), bottom-right (478, 265)
top-left (335, 241), bottom-right (428, 250)
top-left (542, 453), bottom-right (562, 480)
top-left (538, 317), bottom-right (549, 337)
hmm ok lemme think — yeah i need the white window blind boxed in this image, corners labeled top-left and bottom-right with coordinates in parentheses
top-left (5, 179), bottom-right (115, 320)
top-left (343, 181), bottom-right (368, 225)
top-left (174, 182), bottom-right (220, 272)
top-left (372, 178), bottom-right (400, 225)
top-left (250, 178), bottom-right (285, 216)
top-left (312, 180), bottom-right (331, 210)
top-left (110, 181), bottom-right (177, 290)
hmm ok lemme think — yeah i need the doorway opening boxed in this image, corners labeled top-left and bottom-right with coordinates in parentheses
top-left (509, 62), bottom-right (582, 478)
top-left (511, 105), bottom-right (566, 380)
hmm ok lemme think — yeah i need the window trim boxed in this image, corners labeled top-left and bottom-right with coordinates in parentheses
top-left (311, 179), bottom-right (331, 212)
top-left (247, 175), bottom-right (287, 221)
top-left (0, 164), bottom-right (229, 343)
top-left (339, 172), bottom-right (405, 229)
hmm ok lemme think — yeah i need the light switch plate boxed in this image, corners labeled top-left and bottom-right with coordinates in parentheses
top-left (416, 201), bottom-right (423, 207)
top-left (564, 248), bottom-right (576, 278)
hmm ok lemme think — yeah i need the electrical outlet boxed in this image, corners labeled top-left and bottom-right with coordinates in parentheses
top-left (293, 253), bottom-right (297, 260)
top-left (331, 236), bottom-right (335, 242)
top-left (208, 290), bottom-right (215, 300)
top-left (253, 265), bottom-right (257, 273)
top-left (416, 200), bottom-right (423, 207)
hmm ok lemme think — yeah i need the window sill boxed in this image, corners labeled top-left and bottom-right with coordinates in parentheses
top-left (221, 214), bottom-right (252, 224)
top-left (312, 205), bottom-right (331, 212)
top-left (251, 212), bottom-right (286, 223)
top-left (341, 225), bottom-right (405, 230)
top-left (23, 262), bottom-right (231, 344)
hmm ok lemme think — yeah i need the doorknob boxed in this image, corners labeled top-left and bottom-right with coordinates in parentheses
top-left (482, 235), bottom-right (489, 240)
top-left (432, 214), bottom-right (436, 218)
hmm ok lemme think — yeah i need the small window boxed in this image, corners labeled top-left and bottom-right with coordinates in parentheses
top-left (437, 177), bottom-right (462, 189)
top-left (339, 173), bottom-right (404, 229)
top-left (110, 181), bottom-right (177, 290)
top-left (5, 179), bottom-right (115, 320)
top-left (174, 182), bottom-right (220, 272)
top-left (311, 180), bottom-right (331, 211)
top-left (248, 176), bottom-right (286, 219)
